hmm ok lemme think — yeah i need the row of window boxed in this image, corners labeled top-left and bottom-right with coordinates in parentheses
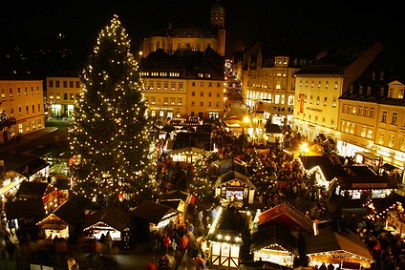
top-left (48, 80), bottom-right (81, 89)
top-left (381, 111), bottom-right (398, 125)
top-left (191, 91), bottom-right (221, 98)
top-left (300, 113), bottom-right (335, 128)
top-left (3, 104), bottom-right (41, 118)
top-left (299, 80), bottom-right (339, 89)
top-left (1, 86), bottom-right (41, 98)
top-left (48, 93), bottom-right (78, 101)
top-left (247, 92), bottom-right (295, 106)
top-left (342, 104), bottom-right (376, 118)
top-left (8, 120), bottom-right (42, 137)
top-left (299, 95), bottom-right (337, 107)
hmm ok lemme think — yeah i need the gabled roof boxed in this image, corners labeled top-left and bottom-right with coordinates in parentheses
top-left (15, 158), bottom-right (49, 177)
top-left (130, 200), bottom-right (180, 224)
top-left (53, 200), bottom-right (85, 226)
top-left (258, 202), bottom-right (313, 234)
top-left (302, 156), bottom-right (347, 181)
top-left (16, 181), bottom-right (49, 199)
top-left (158, 190), bottom-right (190, 202)
top-left (250, 223), bottom-right (298, 256)
top-left (215, 170), bottom-right (256, 189)
top-left (5, 199), bottom-right (45, 220)
top-left (336, 175), bottom-right (397, 190)
top-left (305, 230), bottom-right (374, 262)
top-left (85, 205), bottom-right (129, 232)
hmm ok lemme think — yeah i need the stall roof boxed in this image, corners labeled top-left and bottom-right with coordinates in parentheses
top-left (158, 190), bottom-right (190, 202)
top-left (302, 156), bottom-right (347, 180)
top-left (15, 158), bottom-right (49, 176)
top-left (5, 199), bottom-right (45, 220)
top-left (336, 175), bottom-right (397, 190)
top-left (215, 171), bottom-right (256, 189)
top-left (169, 147), bottom-right (210, 156)
top-left (265, 124), bottom-right (282, 134)
top-left (380, 163), bottom-right (401, 172)
top-left (16, 181), bottom-right (50, 199)
top-left (369, 191), bottom-right (405, 215)
top-left (130, 200), bottom-right (180, 224)
top-left (258, 202), bottom-right (313, 234)
top-left (212, 157), bottom-right (232, 167)
top-left (305, 229), bottom-right (374, 263)
top-left (250, 223), bottom-right (298, 256)
top-left (53, 200), bottom-right (85, 226)
top-left (85, 205), bottom-right (129, 232)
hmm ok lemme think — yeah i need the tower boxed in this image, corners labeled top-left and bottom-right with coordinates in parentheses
top-left (210, 0), bottom-right (226, 57)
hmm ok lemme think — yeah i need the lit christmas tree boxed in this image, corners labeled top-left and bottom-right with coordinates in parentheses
top-left (69, 15), bottom-right (152, 210)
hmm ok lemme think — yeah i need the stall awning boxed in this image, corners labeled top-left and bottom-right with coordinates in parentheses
top-left (381, 163), bottom-right (401, 172)
top-left (85, 205), bottom-right (129, 232)
top-left (130, 200), bottom-right (180, 224)
top-left (336, 175), bottom-right (397, 190)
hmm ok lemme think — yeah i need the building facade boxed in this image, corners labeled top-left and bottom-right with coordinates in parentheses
top-left (140, 48), bottom-right (225, 120)
top-left (293, 42), bottom-right (384, 144)
top-left (0, 80), bottom-right (45, 143)
top-left (45, 77), bottom-right (82, 119)
top-left (242, 43), bottom-right (315, 127)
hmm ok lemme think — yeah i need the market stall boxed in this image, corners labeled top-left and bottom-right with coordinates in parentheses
top-left (157, 190), bottom-right (195, 224)
top-left (207, 205), bottom-right (247, 269)
top-left (214, 171), bottom-right (256, 206)
top-left (38, 201), bottom-right (84, 239)
top-left (130, 200), bottom-right (181, 231)
top-left (250, 223), bottom-right (298, 268)
top-left (305, 222), bottom-right (375, 269)
top-left (83, 205), bottom-right (130, 248)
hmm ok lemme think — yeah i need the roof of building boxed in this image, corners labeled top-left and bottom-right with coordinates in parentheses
top-left (130, 200), bottom-right (180, 224)
top-left (84, 205), bottom-right (129, 232)
top-left (215, 170), bottom-right (256, 189)
top-left (5, 199), bottom-right (45, 220)
top-left (257, 202), bottom-right (313, 233)
top-left (250, 223), bottom-right (298, 256)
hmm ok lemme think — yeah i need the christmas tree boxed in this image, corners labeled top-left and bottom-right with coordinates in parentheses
top-left (69, 15), bottom-right (151, 210)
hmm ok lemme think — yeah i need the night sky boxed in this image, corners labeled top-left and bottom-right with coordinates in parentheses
top-left (2, 0), bottom-right (404, 57)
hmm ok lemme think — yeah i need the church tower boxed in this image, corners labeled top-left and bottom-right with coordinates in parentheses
top-left (211, 0), bottom-right (226, 56)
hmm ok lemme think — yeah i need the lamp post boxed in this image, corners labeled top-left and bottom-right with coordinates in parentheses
top-left (300, 142), bottom-right (309, 169)
top-left (242, 115), bottom-right (250, 147)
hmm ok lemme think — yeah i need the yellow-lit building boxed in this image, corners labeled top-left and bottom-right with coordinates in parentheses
top-left (45, 77), bottom-right (82, 119)
top-left (141, 1), bottom-right (225, 57)
top-left (140, 48), bottom-right (225, 120)
top-left (242, 43), bottom-right (314, 127)
top-left (293, 42), bottom-right (384, 144)
top-left (0, 80), bottom-right (45, 143)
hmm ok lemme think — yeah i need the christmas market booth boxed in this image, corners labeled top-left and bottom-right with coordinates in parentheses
top-left (130, 200), bottom-right (181, 241)
top-left (305, 219), bottom-right (375, 269)
top-left (38, 201), bottom-right (85, 240)
top-left (251, 203), bottom-right (313, 268)
top-left (250, 223), bottom-right (298, 268)
top-left (168, 147), bottom-right (210, 166)
top-left (83, 205), bottom-right (130, 248)
top-left (365, 192), bottom-right (405, 239)
top-left (214, 171), bottom-right (256, 206)
top-left (0, 170), bottom-right (26, 198)
top-left (157, 190), bottom-right (195, 224)
top-left (207, 205), bottom-right (248, 269)
top-left (5, 199), bottom-right (45, 234)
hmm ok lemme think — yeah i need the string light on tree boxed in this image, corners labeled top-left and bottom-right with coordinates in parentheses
top-left (68, 15), bottom-right (153, 210)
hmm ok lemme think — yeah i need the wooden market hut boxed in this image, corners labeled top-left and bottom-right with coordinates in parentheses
top-left (83, 205), bottom-right (130, 248)
top-left (214, 171), bottom-right (256, 205)
top-left (129, 200), bottom-right (181, 241)
top-left (207, 205), bottom-right (248, 269)
top-left (250, 223), bottom-right (299, 268)
top-left (5, 199), bottom-right (45, 236)
top-left (305, 219), bottom-right (375, 269)
top-left (38, 200), bottom-right (85, 239)
top-left (157, 190), bottom-right (195, 224)
top-left (257, 203), bottom-right (313, 233)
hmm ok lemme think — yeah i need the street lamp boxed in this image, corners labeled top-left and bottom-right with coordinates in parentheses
top-left (300, 142), bottom-right (309, 168)
top-left (242, 115), bottom-right (250, 147)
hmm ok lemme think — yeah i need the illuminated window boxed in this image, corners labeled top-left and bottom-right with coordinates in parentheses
top-left (323, 97), bottom-right (327, 106)
top-left (382, 111), bottom-right (387, 123)
top-left (392, 112), bottom-right (398, 125)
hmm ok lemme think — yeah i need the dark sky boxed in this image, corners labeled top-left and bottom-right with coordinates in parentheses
top-left (2, 0), bottom-right (404, 57)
